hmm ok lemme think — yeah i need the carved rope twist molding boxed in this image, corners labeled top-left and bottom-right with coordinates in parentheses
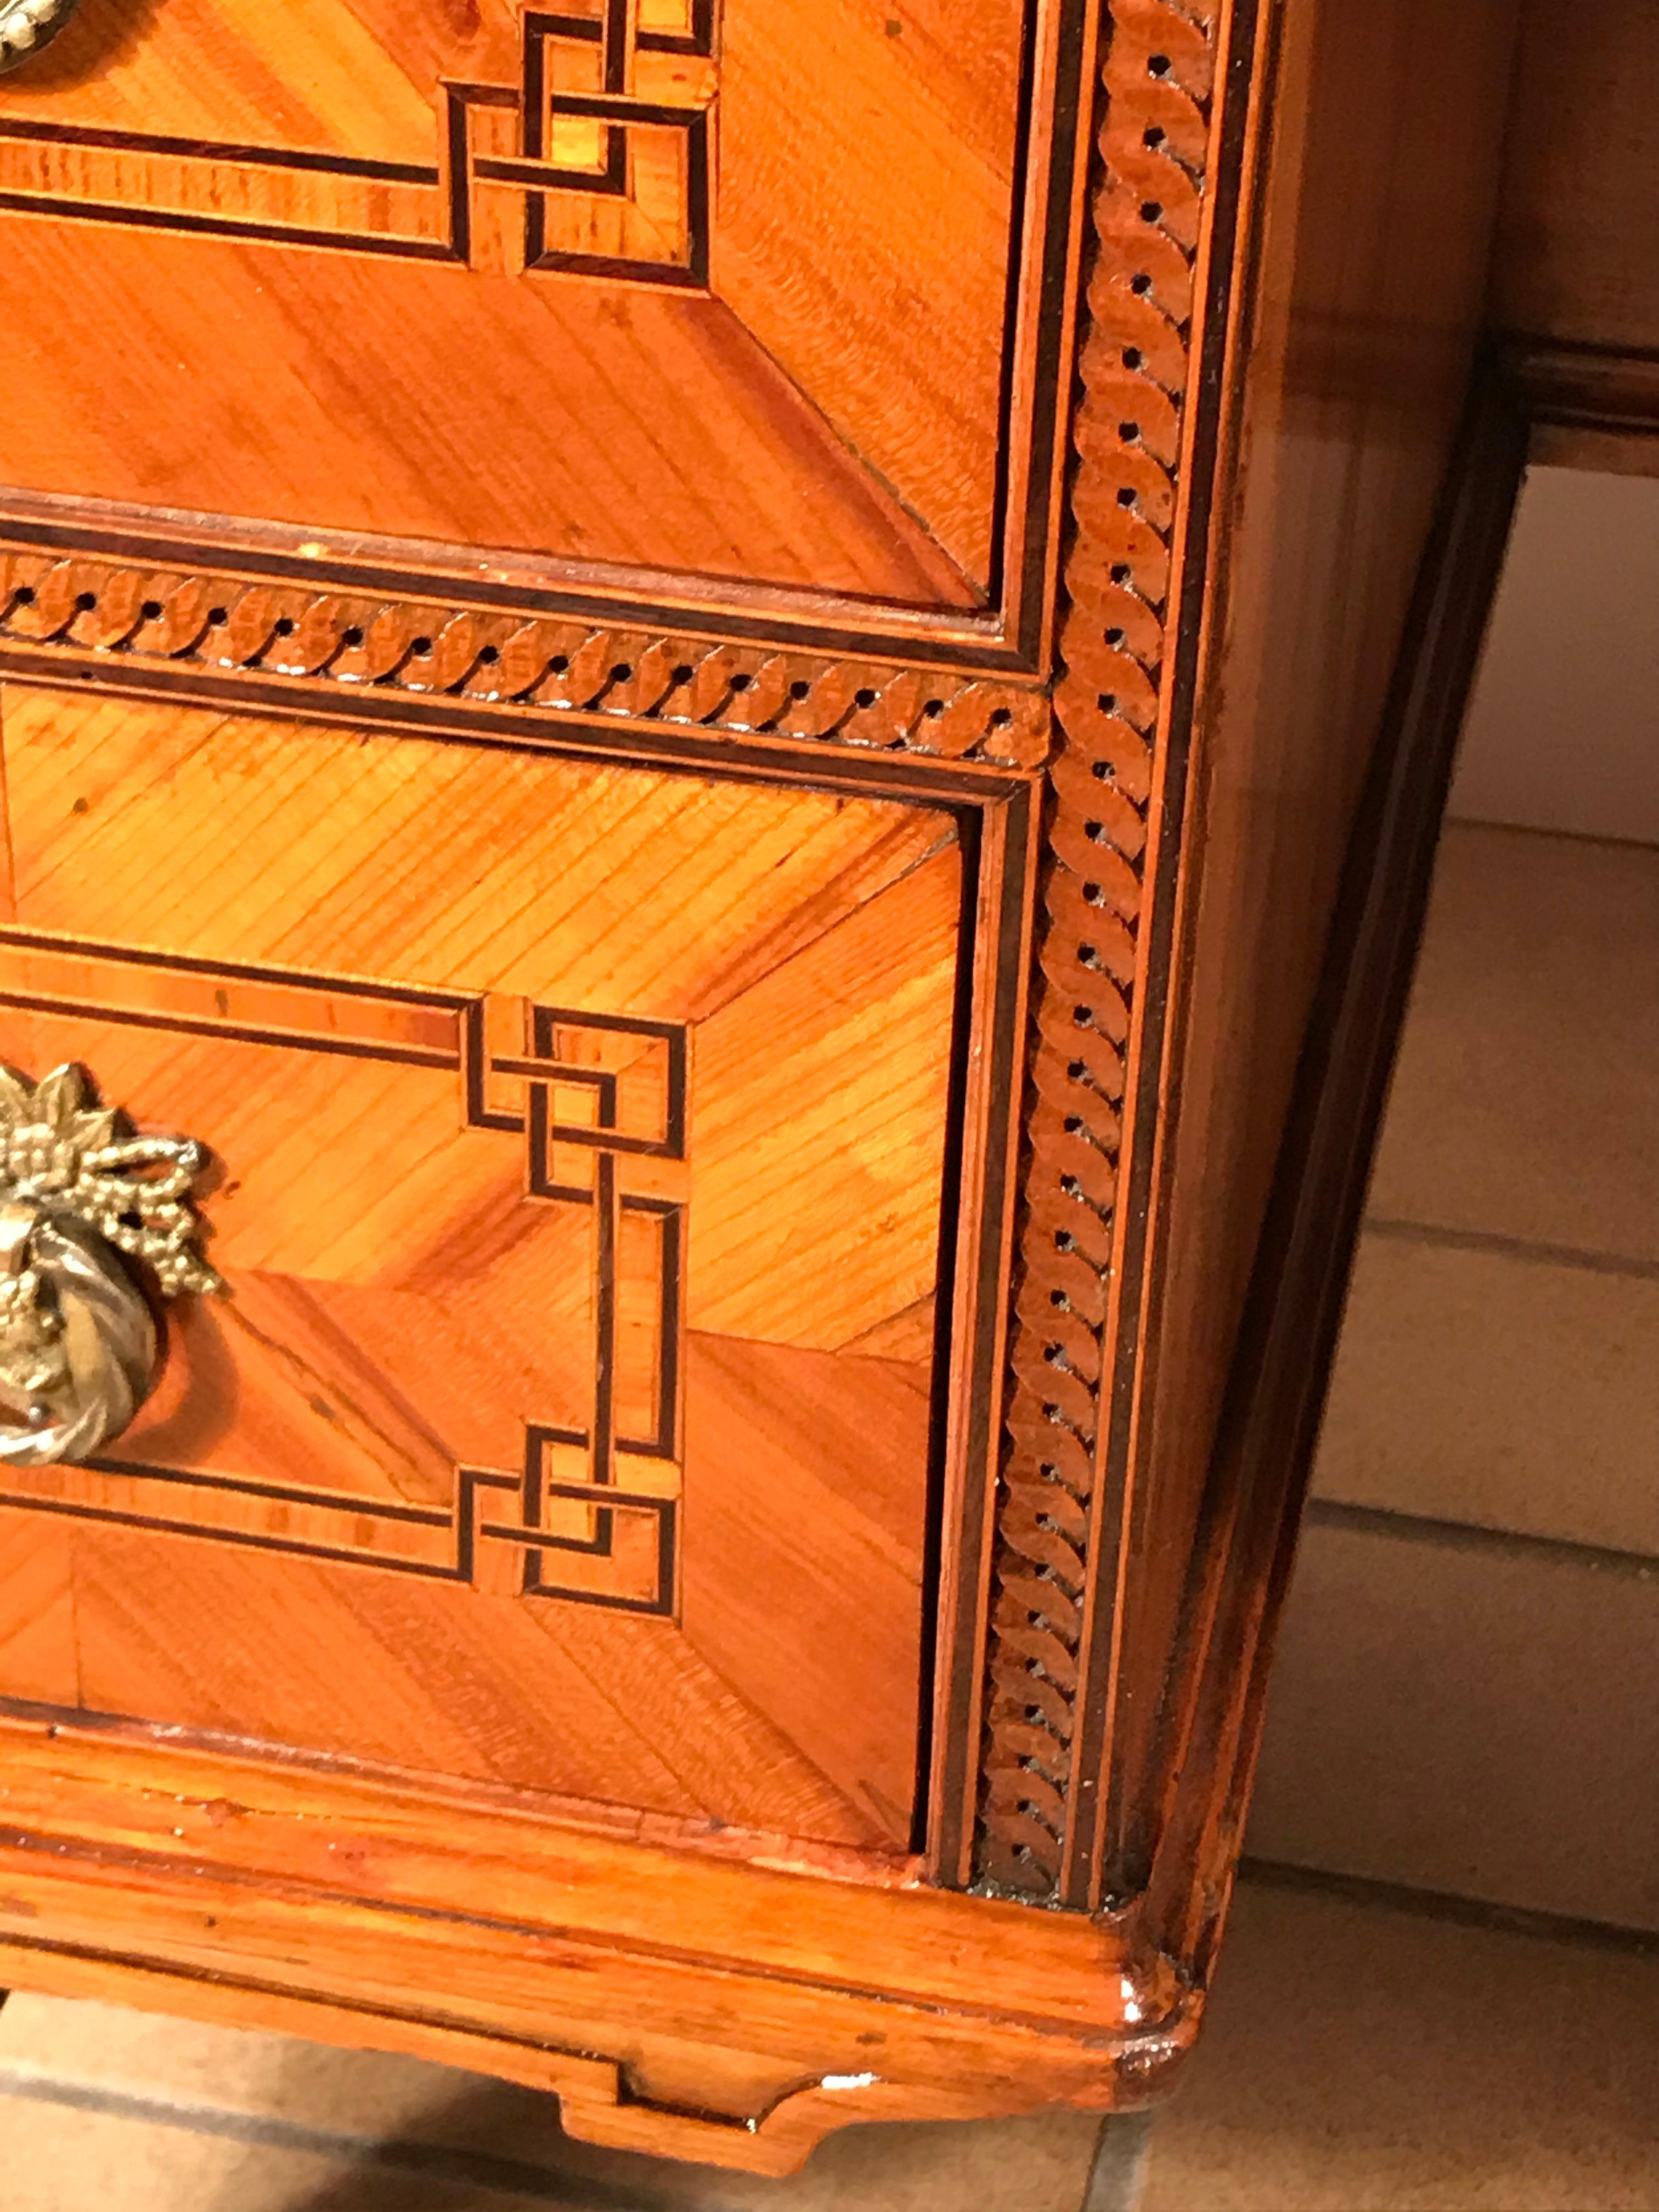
top-left (975, 0), bottom-right (1219, 1899)
top-left (0, 553), bottom-right (1049, 770)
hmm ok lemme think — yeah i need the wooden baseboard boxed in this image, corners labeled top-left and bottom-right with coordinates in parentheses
top-left (1502, 334), bottom-right (1659, 431)
top-left (1502, 335), bottom-right (1659, 473)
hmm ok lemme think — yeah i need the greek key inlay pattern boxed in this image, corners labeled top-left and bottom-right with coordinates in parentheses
top-left (0, 1), bottom-right (718, 285)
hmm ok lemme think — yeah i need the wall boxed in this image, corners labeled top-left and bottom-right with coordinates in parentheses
top-left (1450, 468), bottom-right (1659, 845)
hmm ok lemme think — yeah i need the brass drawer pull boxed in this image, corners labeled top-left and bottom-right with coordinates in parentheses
top-left (0, 0), bottom-right (77, 71)
top-left (0, 1065), bottom-right (222, 1466)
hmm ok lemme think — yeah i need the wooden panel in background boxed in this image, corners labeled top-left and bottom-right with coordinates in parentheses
top-left (1491, 0), bottom-right (1659, 354)
top-left (0, 680), bottom-right (965, 1857)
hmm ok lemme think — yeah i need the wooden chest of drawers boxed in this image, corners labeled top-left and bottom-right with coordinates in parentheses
top-left (0, 0), bottom-right (1526, 2181)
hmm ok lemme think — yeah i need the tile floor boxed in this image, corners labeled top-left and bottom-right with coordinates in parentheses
top-left (0, 1984), bottom-right (1126, 2212)
top-left (1249, 820), bottom-right (1659, 1932)
top-left (3, 1876), bottom-right (1657, 2209)
top-left (1139, 1880), bottom-right (1659, 2212)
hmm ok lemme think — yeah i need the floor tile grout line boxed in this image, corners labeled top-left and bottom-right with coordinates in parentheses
top-left (1302, 1496), bottom-right (1659, 1580)
top-left (0, 2066), bottom-right (706, 2211)
top-left (1239, 1857), bottom-right (1659, 1959)
top-left (1361, 1216), bottom-right (1659, 1285)
top-left (1082, 2111), bottom-right (1153, 2212)
top-left (1443, 810), bottom-right (1659, 860)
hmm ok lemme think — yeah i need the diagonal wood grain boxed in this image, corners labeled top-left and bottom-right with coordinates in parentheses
top-left (0, 0), bottom-right (1020, 597)
top-left (682, 1331), bottom-right (933, 1846)
top-left (56, 1528), bottom-right (891, 1846)
top-left (689, 847), bottom-right (962, 1349)
top-left (0, 1517), bottom-right (77, 1705)
top-left (1, 690), bottom-right (953, 1006)
top-left (0, 682), bottom-right (962, 1855)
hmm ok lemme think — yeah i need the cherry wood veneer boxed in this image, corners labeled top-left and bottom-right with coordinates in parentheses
top-left (0, 684), bottom-right (964, 1849)
top-left (0, 0), bottom-right (1554, 2179)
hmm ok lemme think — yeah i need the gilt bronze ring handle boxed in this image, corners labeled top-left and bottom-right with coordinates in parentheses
top-left (0, 1065), bottom-right (222, 1468)
top-left (0, 0), bottom-right (78, 72)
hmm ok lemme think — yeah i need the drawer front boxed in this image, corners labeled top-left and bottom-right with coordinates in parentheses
top-left (0, 677), bottom-right (970, 1854)
top-left (0, 0), bottom-right (1092, 1904)
top-left (0, 0), bottom-right (1039, 614)
top-left (0, 0), bottom-right (1114, 1922)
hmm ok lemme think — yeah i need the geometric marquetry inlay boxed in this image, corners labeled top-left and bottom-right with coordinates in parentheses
top-left (0, 683), bottom-right (960, 1851)
top-left (0, 1), bottom-right (718, 286)
top-left (0, 0), bottom-right (1046, 605)
top-left (0, 936), bottom-right (687, 1615)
